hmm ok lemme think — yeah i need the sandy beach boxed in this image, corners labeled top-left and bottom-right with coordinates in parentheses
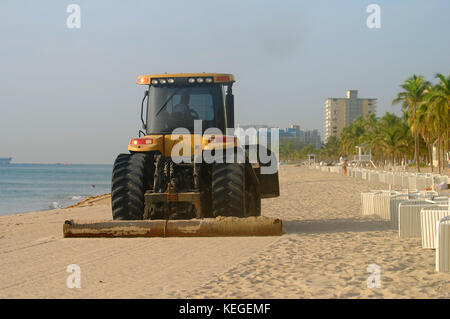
top-left (1, 165), bottom-right (449, 298)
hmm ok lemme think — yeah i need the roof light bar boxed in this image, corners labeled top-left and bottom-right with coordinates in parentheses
top-left (138, 74), bottom-right (234, 85)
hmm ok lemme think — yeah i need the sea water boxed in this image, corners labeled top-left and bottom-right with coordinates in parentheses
top-left (0, 164), bottom-right (112, 216)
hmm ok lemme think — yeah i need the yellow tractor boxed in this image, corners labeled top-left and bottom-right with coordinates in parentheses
top-left (112, 73), bottom-right (279, 220)
top-left (63, 73), bottom-right (282, 238)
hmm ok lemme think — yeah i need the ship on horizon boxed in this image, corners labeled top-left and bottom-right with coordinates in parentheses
top-left (0, 157), bottom-right (12, 165)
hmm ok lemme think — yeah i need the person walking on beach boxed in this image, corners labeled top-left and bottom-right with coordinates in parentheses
top-left (342, 159), bottom-right (348, 176)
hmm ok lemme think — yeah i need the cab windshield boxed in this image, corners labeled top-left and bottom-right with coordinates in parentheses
top-left (146, 85), bottom-right (225, 134)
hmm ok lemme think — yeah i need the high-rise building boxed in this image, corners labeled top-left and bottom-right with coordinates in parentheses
top-left (237, 124), bottom-right (322, 148)
top-left (324, 90), bottom-right (376, 142)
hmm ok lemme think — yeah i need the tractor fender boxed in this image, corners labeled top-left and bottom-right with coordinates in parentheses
top-left (244, 144), bottom-right (280, 198)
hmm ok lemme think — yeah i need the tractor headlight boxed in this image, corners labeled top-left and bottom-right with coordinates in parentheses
top-left (159, 79), bottom-right (167, 84)
top-left (188, 78), bottom-right (196, 83)
top-left (167, 78), bottom-right (175, 84)
top-left (151, 79), bottom-right (159, 85)
top-left (205, 77), bottom-right (213, 83)
top-left (196, 78), bottom-right (204, 83)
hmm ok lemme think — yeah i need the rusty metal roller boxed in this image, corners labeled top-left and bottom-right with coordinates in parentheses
top-left (63, 216), bottom-right (283, 238)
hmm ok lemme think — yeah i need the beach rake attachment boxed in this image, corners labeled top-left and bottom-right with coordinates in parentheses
top-left (63, 216), bottom-right (283, 238)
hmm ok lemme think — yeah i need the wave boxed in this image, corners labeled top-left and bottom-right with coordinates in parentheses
top-left (49, 201), bottom-right (61, 209)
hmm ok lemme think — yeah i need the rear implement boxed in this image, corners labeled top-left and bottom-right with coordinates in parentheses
top-left (63, 217), bottom-right (283, 238)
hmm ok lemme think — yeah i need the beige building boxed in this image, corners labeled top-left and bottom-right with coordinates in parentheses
top-left (324, 90), bottom-right (376, 141)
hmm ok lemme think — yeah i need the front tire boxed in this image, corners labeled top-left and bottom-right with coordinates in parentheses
top-left (111, 153), bottom-right (153, 220)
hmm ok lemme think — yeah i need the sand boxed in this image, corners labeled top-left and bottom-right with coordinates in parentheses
top-left (0, 165), bottom-right (449, 298)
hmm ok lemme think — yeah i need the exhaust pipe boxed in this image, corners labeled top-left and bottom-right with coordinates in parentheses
top-left (63, 216), bottom-right (283, 238)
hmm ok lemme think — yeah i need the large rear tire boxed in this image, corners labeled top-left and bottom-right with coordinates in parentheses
top-left (111, 153), bottom-right (153, 220)
top-left (211, 163), bottom-right (245, 217)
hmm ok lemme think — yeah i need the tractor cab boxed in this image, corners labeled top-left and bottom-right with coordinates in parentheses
top-left (137, 74), bottom-right (235, 134)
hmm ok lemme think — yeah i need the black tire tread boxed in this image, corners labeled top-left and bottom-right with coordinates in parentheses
top-left (211, 163), bottom-right (245, 217)
top-left (111, 153), bottom-right (151, 220)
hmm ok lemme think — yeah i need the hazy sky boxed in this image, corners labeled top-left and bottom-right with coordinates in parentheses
top-left (1, 0), bottom-right (449, 163)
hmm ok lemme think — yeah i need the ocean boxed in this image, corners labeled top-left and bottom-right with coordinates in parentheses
top-left (0, 164), bottom-right (112, 216)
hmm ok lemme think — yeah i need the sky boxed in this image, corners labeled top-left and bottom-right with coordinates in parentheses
top-left (0, 0), bottom-right (449, 164)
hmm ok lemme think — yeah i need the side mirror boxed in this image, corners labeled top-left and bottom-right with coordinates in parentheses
top-left (141, 90), bottom-right (149, 130)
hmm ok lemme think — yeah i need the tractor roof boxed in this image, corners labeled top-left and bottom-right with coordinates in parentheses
top-left (137, 73), bottom-right (235, 85)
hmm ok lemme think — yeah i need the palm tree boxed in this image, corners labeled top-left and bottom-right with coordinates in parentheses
top-left (424, 79), bottom-right (449, 173)
top-left (376, 113), bottom-right (409, 165)
top-left (279, 137), bottom-right (307, 161)
top-left (426, 73), bottom-right (450, 172)
top-left (339, 117), bottom-right (365, 156)
top-left (360, 113), bottom-right (380, 163)
top-left (393, 75), bottom-right (430, 172)
top-left (320, 136), bottom-right (339, 161)
top-left (416, 102), bottom-right (435, 171)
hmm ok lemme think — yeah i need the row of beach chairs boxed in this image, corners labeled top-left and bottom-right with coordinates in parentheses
top-left (309, 164), bottom-right (450, 272)
top-left (309, 164), bottom-right (448, 190)
top-left (309, 165), bottom-right (450, 272)
top-left (360, 190), bottom-right (450, 272)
